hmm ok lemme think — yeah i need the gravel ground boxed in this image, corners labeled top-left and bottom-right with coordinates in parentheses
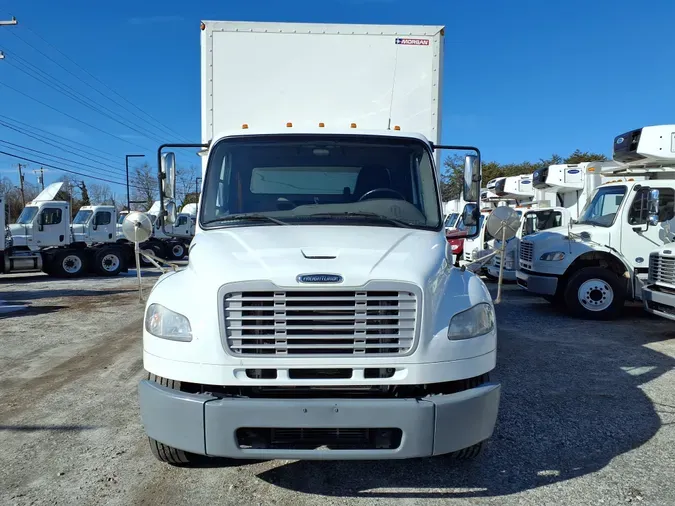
top-left (0, 272), bottom-right (674, 506)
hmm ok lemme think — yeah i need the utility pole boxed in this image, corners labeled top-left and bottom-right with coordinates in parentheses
top-left (125, 154), bottom-right (144, 211)
top-left (196, 176), bottom-right (202, 195)
top-left (17, 163), bottom-right (25, 206)
top-left (33, 167), bottom-right (44, 190)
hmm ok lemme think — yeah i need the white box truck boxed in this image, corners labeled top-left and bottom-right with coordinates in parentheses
top-left (516, 125), bottom-right (675, 319)
top-left (135, 20), bottom-right (499, 464)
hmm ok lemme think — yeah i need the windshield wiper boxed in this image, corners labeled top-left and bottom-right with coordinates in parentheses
top-left (306, 212), bottom-right (413, 228)
top-left (203, 214), bottom-right (288, 226)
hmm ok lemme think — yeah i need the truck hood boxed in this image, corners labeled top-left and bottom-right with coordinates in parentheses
top-left (524, 224), bottom-right (612, 249)
top-left (186, 225), bottom-right (447, 288)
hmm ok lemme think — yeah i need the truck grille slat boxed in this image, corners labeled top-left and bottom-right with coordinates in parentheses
top-left (223, 288), bottom-right (418, 356)
top-left (649, 252), bottom-right (675, 288)
top-left (519, 241), bottom-right (534, 263)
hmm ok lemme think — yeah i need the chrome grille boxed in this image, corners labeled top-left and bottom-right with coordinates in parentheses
top-left (520, 241), bottom-right (534, 263)
top-left (649, 252), bottom-right (675, 287)
top-left (223, 289), bottom-right (417, 356)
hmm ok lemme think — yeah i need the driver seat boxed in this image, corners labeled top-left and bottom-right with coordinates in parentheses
top-left (353, 164), bottom-right (391, 200)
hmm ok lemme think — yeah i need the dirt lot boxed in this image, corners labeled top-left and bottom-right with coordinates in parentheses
top-left (1, 270), bottom-right (674, 506)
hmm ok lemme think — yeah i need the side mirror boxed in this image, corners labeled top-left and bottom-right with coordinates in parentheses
top-left (462, 203), bottom-right (479, 227)
top-left (647, 188), bottom-right (659, 227)
top-left (37, 212), bottom-right (44, 231)
top-left (161, 152), bottom-right (176, 200)
top-left (165, 201), bottom-right (177, 225)
top-left (463, 155), bottom-right (480, 203)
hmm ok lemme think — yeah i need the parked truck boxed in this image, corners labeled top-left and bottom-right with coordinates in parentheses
top-left (1, 183), bottom-right (131, 277)
top-left (643, 243), bottom-right (675, 320)
top-left (516, 125), bottom-right (675, 319)
top-left (133, 20), bottom-right (499, 465)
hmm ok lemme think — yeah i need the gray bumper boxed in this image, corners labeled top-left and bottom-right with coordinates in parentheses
top-left (642, 285), bottom-right (675, 321)
top-left (487, 266), bottom-right (516, 281)
top-left (138, 379), bottom-right (501, 460)
top-left (516, 270), bottom-right (558, 296)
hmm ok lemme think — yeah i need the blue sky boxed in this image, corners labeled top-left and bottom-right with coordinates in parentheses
top-left (1, 0), bottom-right (674, 195)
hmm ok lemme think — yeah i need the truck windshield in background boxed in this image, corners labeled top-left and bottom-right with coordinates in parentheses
top-left (577, 186), bottom-right (626, 227)
top-left (200, 135), bottom-right (442, 230)
top-left (16, 206), bottom-right (38, 225)
top-left (72, 210), bottom-right (93, 225)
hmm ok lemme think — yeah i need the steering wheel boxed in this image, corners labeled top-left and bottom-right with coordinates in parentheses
top-left (358, 188), bottom-right (406, 202)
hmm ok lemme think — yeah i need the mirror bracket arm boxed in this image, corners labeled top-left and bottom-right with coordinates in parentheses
top-left (156, 142), bottom-right (209, 235)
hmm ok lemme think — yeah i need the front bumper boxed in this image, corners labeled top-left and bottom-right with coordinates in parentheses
top-left (138, 379), bottom-right (501, 460)
top-left (643, 284), bottom-right (675, 321)
top-left (516, 269), bottom-right (558, 296)
top-left (487, 265), bottom-right (516, 281)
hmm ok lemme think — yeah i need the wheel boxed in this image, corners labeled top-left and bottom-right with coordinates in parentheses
top-left (146, 373), bottom-right (201, 466)
top-left (168, 242), bottom-right (186, 260)
top-left (563, 266), bottom-right (626, 320)
top-left (94, 248), bottom-right (124, 276)
top-left (446, 441), bottom-right (485, 460)
top-left (148, 437), bottom-right (197, 466)
top-left (51, 250), bottom-right (86, 278)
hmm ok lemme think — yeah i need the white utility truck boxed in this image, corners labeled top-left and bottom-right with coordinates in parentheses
top-left (2, 183), bottom-right (131, 277)
top-left (133, 20), bottom-right (499, 465)
top-left (517, 125), bottom-right (675, 319)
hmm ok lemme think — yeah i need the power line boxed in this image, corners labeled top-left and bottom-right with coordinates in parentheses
top-left (0, 150), bottom-right (145, 189)
top-left (0, 120), bottom-right (127, 175)
top-left (0, 80), bottom-right (155, 152)
top-left (9, 26), bottom-right (192, 142)
top-left (0, 138), bottom-right (128, 178)
top-left (4, 55), bottom-right (172, 145)
top-left (0, 113), bottom-right (125, 161)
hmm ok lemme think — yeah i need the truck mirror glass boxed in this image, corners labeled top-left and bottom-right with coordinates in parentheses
top-left (462, 203), bottom-right (478, 229)
top-left (463, 155), bottom-right (480, 203)
top-left (37, 212), bottom-right (44, 231)
top-left (648, 214), bottom-right (659, 226)
top-left (161, 152), bottom-right (176, 200)
top-left (165, 201), bottom-right (177, 225)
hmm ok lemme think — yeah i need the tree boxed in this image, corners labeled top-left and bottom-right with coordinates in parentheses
top-left (564, 150), bottom-right (607, 164)
top-left (440, 148), bottom-right (610, 202)
top-left (176, 164), bottom-right (199, 209)
top-left (130, 162), bottom-right (158, 211)
top-left (77, 181), bottom-right (91, 207)
top-left (89, 183), bottom-right (115, 205)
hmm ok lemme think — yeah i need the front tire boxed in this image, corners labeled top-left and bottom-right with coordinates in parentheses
top-left (446, 441), bottom-right (485, 460)
top-left (148, 437), bottom-right (198, 466)
top-left (563, 266), bottom-right (625, 320)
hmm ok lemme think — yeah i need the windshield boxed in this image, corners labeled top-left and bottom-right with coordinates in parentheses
top-left (523, 209), bottom-right (563, 236)
top-left (16, 206), bottom-right (38, 225)
top-left (444, 212), bottom-right (459, 228)
top-left (200, 135), bottom-right (442, 230)
top-left (72, 210), bottom-right (93, 225)
top-left (577, 186), bottom-right (626, 227)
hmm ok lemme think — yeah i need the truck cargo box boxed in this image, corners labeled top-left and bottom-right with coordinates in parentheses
top-left (200, 21), bottom-right (444, 147)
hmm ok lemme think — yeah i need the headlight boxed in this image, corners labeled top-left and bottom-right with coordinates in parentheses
top-left (540, 251), bottom-right (565, 261)
top-left (145, 303), bottom-right (192, 341)
top-left (448, 302), bottom-right (495, 341)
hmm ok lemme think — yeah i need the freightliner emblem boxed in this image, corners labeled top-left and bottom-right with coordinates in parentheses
top-left (297, 274), bottom-right (344, 283)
